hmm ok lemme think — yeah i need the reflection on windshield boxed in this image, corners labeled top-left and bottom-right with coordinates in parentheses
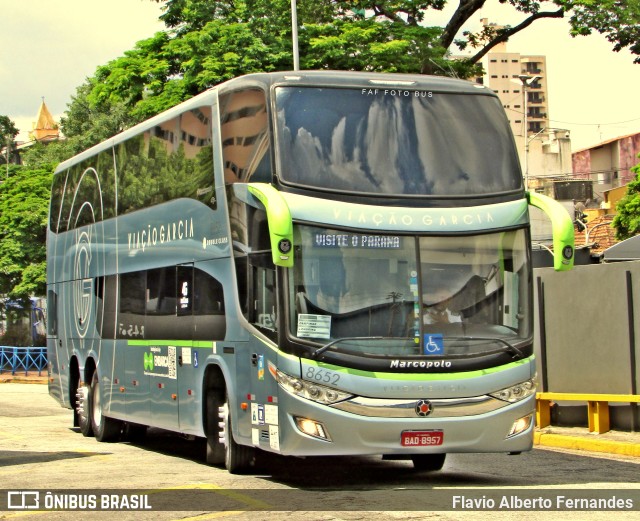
top-left (275, 87), bottom-right (521, 197)
top-left (288, 226), bottom-right (531, 358)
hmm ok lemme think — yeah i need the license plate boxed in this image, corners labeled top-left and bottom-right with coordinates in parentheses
top-left (401, 430), bottom-right (444, 447)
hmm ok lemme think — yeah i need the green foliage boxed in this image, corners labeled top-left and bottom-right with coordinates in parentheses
top-left (57, 0), bottom-right (640, 149)
top-left (0, 115), bottom-right (19, 144)
top-left (0, 166), bottom-right (53, 300)
top-left (613, 159), bottom-right (640, 240)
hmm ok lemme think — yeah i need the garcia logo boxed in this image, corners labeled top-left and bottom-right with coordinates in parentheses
top-left (73, 228), bottom-right (93, 338)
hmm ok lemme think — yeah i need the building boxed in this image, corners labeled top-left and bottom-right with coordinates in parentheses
top-left (572, 131), bottom-right (640, 195)
top-left (479, 19), bottom-right (550, 139)
top-left (478, 19), bottom-right (571, 190)
top-left (29, 99), bottom-right (59, 143)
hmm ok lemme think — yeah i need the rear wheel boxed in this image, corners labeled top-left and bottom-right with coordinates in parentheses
top-left (412, 453), bottom-right (446, 471)
top-left (90, 372), bottom-right (122, 442)
top-left (75, 380), bottom-right (93, 437)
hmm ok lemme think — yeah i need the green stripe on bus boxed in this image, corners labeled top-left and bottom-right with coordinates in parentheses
top-left (127, 340), bottom-right (216, 348)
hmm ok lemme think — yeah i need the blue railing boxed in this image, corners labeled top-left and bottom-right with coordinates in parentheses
top-left (0, 346), bottom-right (47, 376)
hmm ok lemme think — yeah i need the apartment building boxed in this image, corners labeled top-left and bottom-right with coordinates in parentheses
top-left (479, 19), bottom-right (550, 139)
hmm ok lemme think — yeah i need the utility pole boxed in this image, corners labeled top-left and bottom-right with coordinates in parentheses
top-left (517, 74), bottom-right (541, 189)
top-left (5, 135), bottom-right (9, 179)
top-left (291, 0), bottom-right (300, 71)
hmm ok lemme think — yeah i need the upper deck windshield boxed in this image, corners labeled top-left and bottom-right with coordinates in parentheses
top-left (288, 226), bottom-right (532, 358)
top-left (275, 86), bottom-right (521, 197)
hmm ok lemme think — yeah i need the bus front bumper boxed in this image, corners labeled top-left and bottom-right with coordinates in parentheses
top-left (262, 392), bottom-right (535, 457)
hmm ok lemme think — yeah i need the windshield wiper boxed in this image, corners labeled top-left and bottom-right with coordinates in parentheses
top-left (312, 336), bottom-right (384, 359)
top-left (447, 336), bottom-right (525, 359)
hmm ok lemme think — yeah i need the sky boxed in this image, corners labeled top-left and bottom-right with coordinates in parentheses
top-left (1, 1), bottom-right (639, 151)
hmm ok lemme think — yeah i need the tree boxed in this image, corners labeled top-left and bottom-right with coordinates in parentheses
top-left (152, 0), bottom-right (640, 65)
top-left (613, 158), bottom-right (640, 240)
top-left (0, 165), bottom-right (53, 302)
top-left (59, 0), bottom-right (639, 149)
top-left (0, 115), bottom-right (19, 164)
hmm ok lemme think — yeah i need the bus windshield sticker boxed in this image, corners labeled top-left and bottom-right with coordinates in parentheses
top-left (297, 314), bottom-right (331, 339)
top-left (313, 233), bottom-right (401, 249)
top-left (424, 334), bottom-right (444, 355)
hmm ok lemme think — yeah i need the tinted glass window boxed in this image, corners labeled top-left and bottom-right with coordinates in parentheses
top-left (49, 172), bottom-right (67, 232)
top-left (117, 106), bottom-right (215, 214)
top-left (219, 88), bottom-right (271, 184)
top-left (275, 87), bottom-right (521, 197)
top-left (115, 266), bottom-right (226, 341)
top-left (54, 150), bottom-right (116, 231)
top-left (118, 271), bottom-right (146, 339)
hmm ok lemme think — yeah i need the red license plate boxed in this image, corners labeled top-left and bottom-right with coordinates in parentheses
top-left (401, 430), bottom-right (444, 447)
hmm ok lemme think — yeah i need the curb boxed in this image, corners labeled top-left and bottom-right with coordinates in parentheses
top-left (534, 431), bottom-right (640, 458)
top-left (0, 376), bottom-right (47, 384)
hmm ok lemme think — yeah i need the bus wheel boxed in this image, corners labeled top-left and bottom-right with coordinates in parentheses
top-left (412, 453), bottom-right (446, 471)
top-left (75, 381), bottom-right (94, 437)
top-left (205, 390), bottom-right (225, 466)
top-left (89, 372), bottom-right (122, 442)
top-left (219, 394), bottom-right (254, 474)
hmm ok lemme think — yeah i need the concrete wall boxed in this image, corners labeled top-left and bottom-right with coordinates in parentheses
top-left (533, 261), bottom-right (640, 428)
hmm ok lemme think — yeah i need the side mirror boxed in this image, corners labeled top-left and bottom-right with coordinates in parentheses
top-left (528, 191), bottom-right (575, 271)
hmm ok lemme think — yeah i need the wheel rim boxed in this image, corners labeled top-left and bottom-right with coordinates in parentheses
top-left (92, 379), bottom-right (102, 429)
top-left (219, 403), bottom-right (229, 444)
top-left (76, 385), bottom-right (89, 422)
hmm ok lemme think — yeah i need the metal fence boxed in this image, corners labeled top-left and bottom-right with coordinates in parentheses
top-left (0, 346), bottom-right (47, 376)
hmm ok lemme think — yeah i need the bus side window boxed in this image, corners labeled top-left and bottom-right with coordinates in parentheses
top-left (101, 275), bottom-right (118, 339)
top-left (250, 254), bottom-right (277, 339)
top-left (118, 271), bottom-right (146, 339)
top-left (219, 88), bottom-right (271, 184)
top-left (193, 268), bottom-right (227, 341)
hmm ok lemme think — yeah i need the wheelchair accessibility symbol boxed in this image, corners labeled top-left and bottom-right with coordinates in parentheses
top-left (423, 334), bottom-right (444, 355)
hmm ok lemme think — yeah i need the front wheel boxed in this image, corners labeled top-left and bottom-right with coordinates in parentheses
top-left (205, 390), bottom-right (225, 466)
top-left (412, 453), bottom-right (446, 471)
top-left (219, 394), bottom-right (255, 474)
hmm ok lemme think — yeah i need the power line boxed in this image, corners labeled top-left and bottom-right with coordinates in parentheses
top-left (504, 106), bottom-right (640, 128)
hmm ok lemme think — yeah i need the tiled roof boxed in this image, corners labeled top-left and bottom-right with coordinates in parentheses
top-left (574, 215), bottom-right (618, 255)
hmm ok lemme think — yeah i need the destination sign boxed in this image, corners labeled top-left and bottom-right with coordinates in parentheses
top-left (313, 233), bottom-right (402, 249)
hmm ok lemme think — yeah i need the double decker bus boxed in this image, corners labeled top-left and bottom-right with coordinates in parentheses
top-left (47, 71), bottom-right (574, 473)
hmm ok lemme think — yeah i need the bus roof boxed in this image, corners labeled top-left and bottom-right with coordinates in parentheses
top-left (55, 71), bottom-right (495, 174)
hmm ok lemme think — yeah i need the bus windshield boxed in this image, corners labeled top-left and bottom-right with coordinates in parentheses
top-left (288, 226), bottom-right (532, 358)
top-left (275, 86), bottom-right (521, 197)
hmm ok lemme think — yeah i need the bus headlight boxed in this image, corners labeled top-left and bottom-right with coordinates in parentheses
top-left (489, 377), bottom-right (537, 403)
top-left (507, 414), bottom-right (533, 438)
top-left (294, 416), bottom-right (331, 441)
top-left (275, 369), bottom-right (353, 405)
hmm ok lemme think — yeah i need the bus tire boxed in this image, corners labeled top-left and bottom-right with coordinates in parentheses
top-left (75, 380), bottom-right (94, 437)
top-left (90, 372), bottom-right (122, 442)
top-left (205, 390), bottom-right (225, 466)
top-left (412, 453), bottom-right (446, 471)
top-left (220, 393), bottom-right (254, 474)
